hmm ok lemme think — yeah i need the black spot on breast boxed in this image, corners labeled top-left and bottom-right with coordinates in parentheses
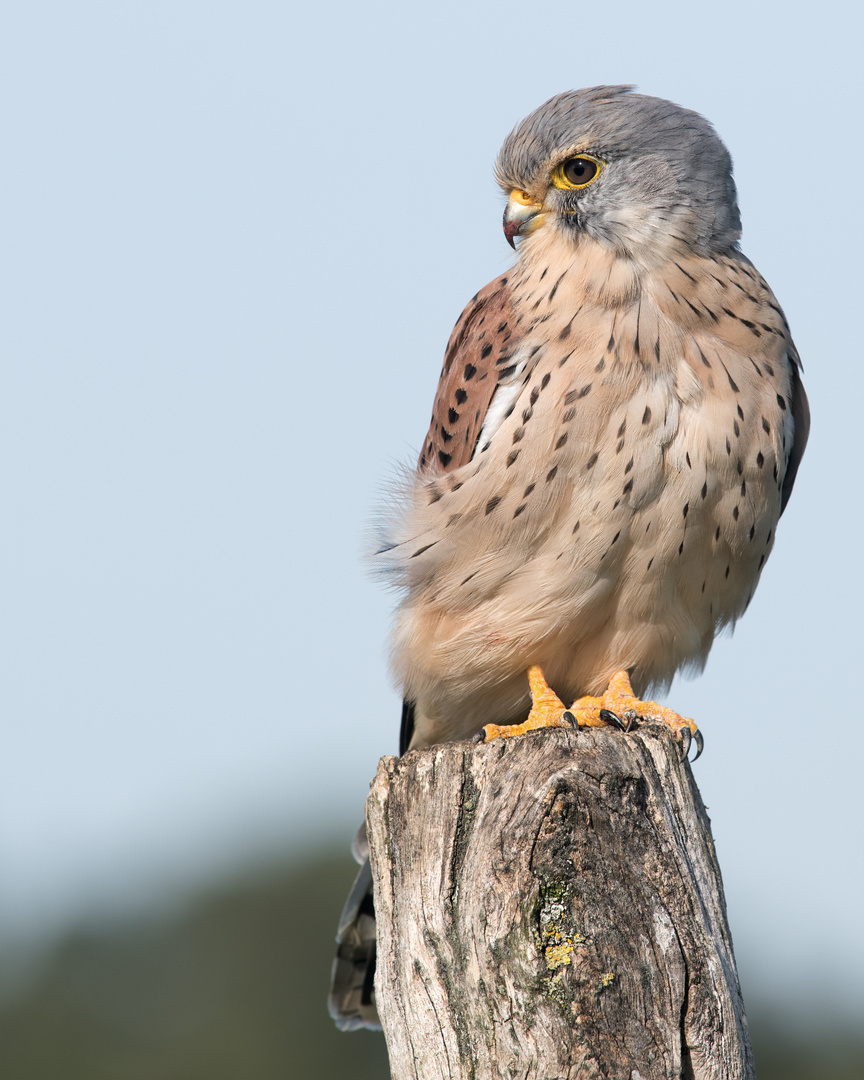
top-left (624, 457), bottom-right (634, 474)
top-left (622, 478), bottom-right (633, 495)
top-left (642, 405), bottom-right (652, 424)
top-left (506, 449), bottom-right (520, 467)
top-left (541, 373), bottom-right (551, 390)
top-left (524, 483), bottom-right (535, 497)
top-left (701, 482), bottom-right (708, 499)
top-left (749, 524), bottom-right (755, 540)
top-left (441, 428), bottom-right (453, 442)
top-left (438, 450), bottom-right (452, 467)
top-left (464, 364), bottom-right (477, 380)
top-left (686, 452), bottom-right (692, 468)
top-left (572, 520), bottom-right (580, 533)
top-left (563, 407), bottom-right (576, 422)
top-left (455, 388), bottom-right (468, 404)
top-left (498, 321), bottom-right (508, 332)
top-left (585, 453), bottom-right (598, 470)
top-left (485, 496), bottom-right (502, 514)
top-left (737, 404), bottom-right (744, 420)
top-left (683, 503), bottom-right (689, 518)
top-left (678, 541), bottom-right (684, 555)
top-left (740, 479), bottom-right (746, 496)
top-left (448, 408), bottom-right (459, 424)
top-left (513, 503), bottom-right (526, 518)
top-left (733, 506), bottom-right (740, 520)
top-left (411, 542), bottom-right (438, 558)
top-left (725, 565), bottom-right (730, 578)
top-left (647, 556), bottom-right (654, 571)
top-left (530, 386), bottom-right (540, 406)
top-left (616, 439), bottom-right (625, 453)
top-left (522, 406), bottom-right (533, 423)
top-left (762, 416), bottom-right (771, 434)
top-left (480, 344), bottom-right (493, 359)
top-left (555, 433), bottom-right (568, 450)
top-left (776, 393), bottom-right (787, 411)
top-left (756, 451), bottom-right (764, 468)
top-left (428, 487), bottom-right (443, 504)
top-left (733, 420), bottom-right (740, 437)
top-left (595, 358), bottom-right (606, 373)
top-left (715, 526), bottom-right (721, 541)
top-left (546, 465), bottom-right (558, 483)
top-left (617, 420), bottom-right (626, 437)
top-left (758, 554), bottom-right (765, 569)
top-left (565, 385), bottom-right (591, 405)
top-left (512, 427), bottom-right (525, 443)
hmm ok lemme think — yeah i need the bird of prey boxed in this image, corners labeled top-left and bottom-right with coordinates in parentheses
top-left (329, 86), bottom-right (808, 1031)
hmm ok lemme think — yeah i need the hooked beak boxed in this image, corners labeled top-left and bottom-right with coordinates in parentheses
top-left (503, 189), bottom-right (545, 248)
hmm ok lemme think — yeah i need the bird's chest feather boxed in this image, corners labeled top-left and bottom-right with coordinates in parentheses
top-left (428, 254), bottom-right (792, 618)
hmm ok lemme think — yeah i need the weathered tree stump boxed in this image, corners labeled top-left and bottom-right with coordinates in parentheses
top-left (366, 723), bottom-right (754, 1080)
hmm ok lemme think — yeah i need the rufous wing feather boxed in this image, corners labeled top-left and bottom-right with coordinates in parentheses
top-left (419, 274), bottom-right (520, 475)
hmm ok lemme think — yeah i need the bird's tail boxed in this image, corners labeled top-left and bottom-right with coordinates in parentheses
top-left (328, 824), bottom-right (381, 1031)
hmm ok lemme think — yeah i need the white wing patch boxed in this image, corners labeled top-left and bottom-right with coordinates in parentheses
top-left (476, 347), bottom-right (530, 454)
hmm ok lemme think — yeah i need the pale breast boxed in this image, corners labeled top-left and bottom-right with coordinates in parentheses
top-left (386, 241), bottom-right (803, 729)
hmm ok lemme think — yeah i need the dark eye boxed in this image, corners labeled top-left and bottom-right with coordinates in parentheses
top-left (563, 157), bottom-right (598, 185)
top-left (552, 154), bottom-right (604, 191)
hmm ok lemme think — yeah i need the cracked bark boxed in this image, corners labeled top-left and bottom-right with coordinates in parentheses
top-left (366, 724), bottom-right (755, 1080)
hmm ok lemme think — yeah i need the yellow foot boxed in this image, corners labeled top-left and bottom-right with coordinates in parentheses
top-left (476, 665), bottom-right (576, 743)
top-left (475, 666), bottom-right (703, 761)
top-left (569, 670), bottom-right (703, 760)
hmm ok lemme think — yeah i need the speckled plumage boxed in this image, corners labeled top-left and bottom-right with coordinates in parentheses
top-left (381, 86), bottom-right (808, 751)
top-left (331, 85), bottom-right (809, 1033)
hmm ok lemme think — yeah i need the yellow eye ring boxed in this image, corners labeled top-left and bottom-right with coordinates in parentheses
top-left (551, 154), bottom-right (604, 191)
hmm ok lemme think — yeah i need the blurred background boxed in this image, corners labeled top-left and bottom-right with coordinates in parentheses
top-left (1, 2), bottom-right (861, 1077)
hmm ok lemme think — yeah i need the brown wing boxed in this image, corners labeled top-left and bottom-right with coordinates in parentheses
top-left (781, 360), bottom-right (809, 515)
top-left (419, 273), bottom-right (520, 475)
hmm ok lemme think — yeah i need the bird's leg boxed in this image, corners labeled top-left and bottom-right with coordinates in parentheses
top-left (476, 665), bottom-right (575, 742)
top-left (476, 666), bottom-right (703, 760)
top-left (569, 670), bottom-right (703, 760)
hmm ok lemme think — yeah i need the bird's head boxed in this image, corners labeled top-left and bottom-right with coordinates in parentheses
top-left (496, 86), bottom-right (741, 265)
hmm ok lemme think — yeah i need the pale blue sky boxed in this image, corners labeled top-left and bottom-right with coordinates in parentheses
top-left (1, 0), bottom-right (862, 1022)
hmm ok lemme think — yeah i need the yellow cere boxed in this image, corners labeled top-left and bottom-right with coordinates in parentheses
top-left (509, 188), bottom-right (538, 206)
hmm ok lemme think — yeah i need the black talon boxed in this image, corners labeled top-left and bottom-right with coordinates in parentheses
top-left (561, 710), bottom-right (577, 729)
top-left (471, 729), bottom-right (486, 744)
top-left (599, 708), bottom-right (628, 732)
top-left (679, 728), bottom-right (692, 760)
top-left (692, 728), bottom-right (704, 761)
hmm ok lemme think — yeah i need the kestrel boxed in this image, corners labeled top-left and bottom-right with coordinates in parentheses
top-left (330, 86), bottom-right (808, 1030)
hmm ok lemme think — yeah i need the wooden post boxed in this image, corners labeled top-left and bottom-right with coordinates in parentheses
top-left (366, 724), bottom-right (755, 1080)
